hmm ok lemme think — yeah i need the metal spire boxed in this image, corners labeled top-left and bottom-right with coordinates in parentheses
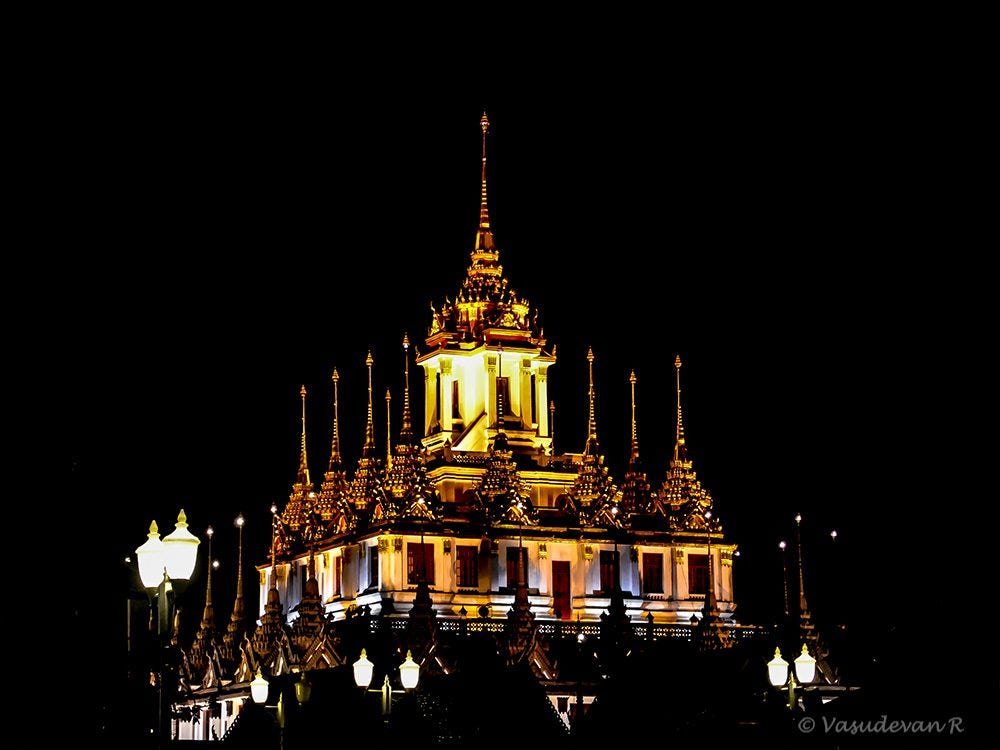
top-left (475, 110), bottom-right (493, 250)
top-left (795, 513), bottom-right (810, 614)
top-left (231, 514), bottom-right (245, 624)
top-left (200, 526), bottom-right (215, 629)
top-left (385, 388), bottom-right (392, 469)
top-left (629, 370), bottom-right (639, 463)
top-left (328, 368), bottom-right (342, 470)
top-left (400, 334), bottom-right (413, 441)
top-left (584, 347), bottom-right (599, 454)
top-left (297, 385), bottom-right (311, 486)
top-left (363, 350), bottom-right (376, 454)
top-left (673, 355), bottom-right (688, 463)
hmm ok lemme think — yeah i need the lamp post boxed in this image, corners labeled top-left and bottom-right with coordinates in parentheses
top-left (134, 510), bottom-right (202, 747)
top-left (250, 669), bottom-right (312, 750)
top-left (574, 632), bottom-right (586, 736)
top-left (353, 648), bottom-right (420, 732)
top-left (766, 644), bottom-right (816, 710)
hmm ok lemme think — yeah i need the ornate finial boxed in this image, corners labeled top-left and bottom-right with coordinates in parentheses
top-left (329, 368), bottom-right (342, 468)
top-left (673, 354), bottom-right (687, 461)
top-left (297, 385), bottom-right (311, 487)
top-left (385, 388), bottom-right (392, 469)
top-left (475, 111), bottom-right (493, 249)
top-left (177, 509), bottom-right (188, 526)
top-left (629, 370), bottom-right (639, 463)
top-left (364, 351), bottom-right (375, 452)
top-left (149, 520), bottom-right (158, 535)
top-left (586, 348), bottom-right (597, 444)
top-left (400, 334), bottom-right (413, 440)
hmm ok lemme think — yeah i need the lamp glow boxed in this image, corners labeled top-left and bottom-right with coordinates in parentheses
top-left (794, 644), bottom-right (816, 684)
top-left (767, 647), bottom-right (789, 687)
top-left (295, 673), bottom-right (312, 704)
top-left (353, 648), bottom-right (374, 688)
top-left (399, 650), bottom-right (420, 690)
top-left (250, 668), bottom-right (269, 704)
top-left (136, 520), bottom-right (165, 589)
top-left (162, 509), bottom-right (201, 581)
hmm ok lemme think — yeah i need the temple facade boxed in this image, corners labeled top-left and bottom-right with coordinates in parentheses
top-left (171, 113), bottom-right (747, 742)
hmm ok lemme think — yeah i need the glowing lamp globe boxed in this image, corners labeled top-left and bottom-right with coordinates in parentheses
top-left (250, 668), bottom-right (269, 704)
top-left (162, 509), bottom-right (201, 581)
top-left (353, 649), bottom-right (374, 688)
top-left (767, 647), bottom-right (789, 687)
top-left (400, 650), bottom-right (420, 690)
top-left (136, 520), bottom-right (165, 589)
top-left (794, 644), bottom-right (817, 684)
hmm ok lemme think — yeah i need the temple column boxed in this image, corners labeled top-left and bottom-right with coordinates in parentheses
top-left (441, 358), bottom-right (454, 433)
top-left (519, 358), bottom-right (532, 429)
top-left (486, 355), bottom-right (497, 426)
top-left (536, 369), bottom-right (549, 436)
top-left (423, 365), bottom-right (439, 435)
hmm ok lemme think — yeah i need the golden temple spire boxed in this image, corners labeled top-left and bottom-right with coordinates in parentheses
top-left (673, 355), bottom-right (688, 464)
top-left (474, 111), bottom-right (494, 251)
top-left (363, 350), bottom-right (376, 454)
top-left (585, 347), bottom-right (599, 453)
top-left (385, 388), bottom-right (392, 469)
top-left (328, 368), bottom-right (342, 469)
top-left (400, 334), bottom-right (413, 441)
top-left (297, 385), bottom-right (311, 487)
top-left (629, 370), bottom-right (639, 463)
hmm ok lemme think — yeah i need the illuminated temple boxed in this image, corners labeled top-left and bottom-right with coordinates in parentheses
top-left (171, 113), bottom-right (773, 743)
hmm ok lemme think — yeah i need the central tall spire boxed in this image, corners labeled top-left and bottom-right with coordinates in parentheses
top-left (475, 110), bottom-right (494, 251)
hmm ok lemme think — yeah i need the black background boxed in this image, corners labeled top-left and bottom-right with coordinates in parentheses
top-left (17, 39), bottom-right (990, 743)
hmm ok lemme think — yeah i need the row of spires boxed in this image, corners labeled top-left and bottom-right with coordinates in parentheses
top-left (276, 340), bottom-right (716, 547)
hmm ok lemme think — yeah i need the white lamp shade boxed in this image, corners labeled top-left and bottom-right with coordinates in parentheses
top-left (136, 521), bottom-right (165, 589)
top-left (250, 668), bottom-right (269, 704)
top-left (400, 649), bottom-right (420, 690)
top-left (162, 509), bottom-right (201, 581)
top-left (794, 644), bottom-right (817, 684)
top-left (767, 647), bottom-right (789, 687)
top-left (353, 648), bottom-right (374, 688)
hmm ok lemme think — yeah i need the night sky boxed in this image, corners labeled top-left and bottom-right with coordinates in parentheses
top-left (35, 61), bottom-right (988, 737)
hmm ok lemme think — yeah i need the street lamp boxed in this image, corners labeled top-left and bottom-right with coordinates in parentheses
top-left (353, 648), bottom-right (420, 729)
top-left (251, 668), bottom-right (270, 705)
top-left (766, 644), bottom-right (816, 710)
top-left (133, 509), bottom-right (202, 746)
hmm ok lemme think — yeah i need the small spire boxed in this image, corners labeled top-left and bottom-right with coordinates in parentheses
top-left (475, 111), bottom-right (494, 251)
top-left (199, 526), bottom-right (215, 631)
top-left (385, 388), bottom-right (393, 469)
top-left (231, 515), bottom-right (246, 624)
top-left (328, 368), bottom-right (342, 469)
top-left (297, 385), bottom-right (311, 486)
top-left (400, 334), bottom-right (413, 441)
top-left (795, 513), bottom-right (810, 614)
top-left (363, 350), bottom-right (376, 453)
top-left (585, 347), bottom-right (598, 452)
top-left (673, 355), bottom-right (687, 463)
top-left (629, 370), bottom-right (639, 463)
